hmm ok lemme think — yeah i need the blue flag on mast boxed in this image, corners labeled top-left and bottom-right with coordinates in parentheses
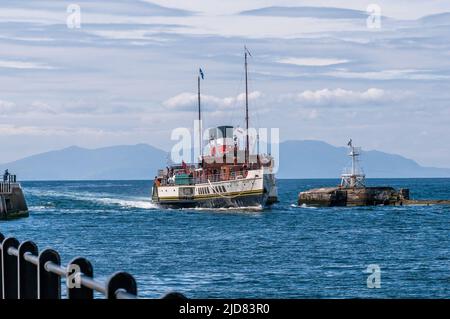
top-left (244, 46), bottom-right (252, 57)
top-left (199, 68), bottom-right (204, 79)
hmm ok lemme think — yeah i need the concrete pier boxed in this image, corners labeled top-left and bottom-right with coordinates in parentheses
top-left (298, 186), bottom-right (410, 207)
top-left (298, 140), bottom-right (450, 208)
top-left (298, 186), bottom-right (450, 207)
top-left (0, 174), bottom-right (28, 220)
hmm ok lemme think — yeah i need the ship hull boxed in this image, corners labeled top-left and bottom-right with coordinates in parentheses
top-left (156, 192), bottom-right (267, 209)
top-left (152, 169), bottom-right (276, 209)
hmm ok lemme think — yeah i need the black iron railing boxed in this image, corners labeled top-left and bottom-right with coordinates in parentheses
top-left (0, 233), bottom-right (185, 299)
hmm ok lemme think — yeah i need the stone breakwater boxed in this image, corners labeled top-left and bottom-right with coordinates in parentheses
top-left (298, 186), bottom-right (450, 207)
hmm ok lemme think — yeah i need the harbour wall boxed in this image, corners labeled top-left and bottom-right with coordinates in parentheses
top-left (298, 186), bottom-right (410, 207)
top-left (0, 182), bottom-right (28, 220)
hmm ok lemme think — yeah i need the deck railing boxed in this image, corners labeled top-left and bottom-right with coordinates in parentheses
top-left (0, 233), bottom-right (186, 299)
top-left (160, 172), bottom-right (248, 186)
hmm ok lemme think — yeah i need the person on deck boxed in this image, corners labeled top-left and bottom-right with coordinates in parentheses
top-left (3, 169), bottom-right (9, 182)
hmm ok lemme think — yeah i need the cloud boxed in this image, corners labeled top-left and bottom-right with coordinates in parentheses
top-left (277, 57), bottom-right (349, 67)
top-left (0, 100), bottom-right (58, 115)
top-left (239, 6), bottom-right (367, 19)
top-left (87, 25), bottom-right (183, 42)
top-left (289, 88), bottom-right (388, 107)
top-left (163, 91), bottom-right (262, 111)
top-left (0, 124), bottom-right (129, 137)
top-left (0, 98), bottom-right (153, 116)
top-left (0, 100), bottom-right (15, 112)
top-left (0, 60), bottom-right (56, 70)
top-left (325, 69), bottom-right (450, 80)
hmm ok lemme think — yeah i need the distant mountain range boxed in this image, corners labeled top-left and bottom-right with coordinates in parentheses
top-left (0, 144), bottom-right (167, 181)
top-left (278, 140), bottom-right (450, 178)
top-left (1, 141), bottom-right (449, 180)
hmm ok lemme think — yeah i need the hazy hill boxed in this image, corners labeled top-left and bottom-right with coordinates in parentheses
top-left (1, 141), bottom-right (449, 180)
top-left (0, 144), bottom-right (167, 180)
top-left (277, 140), bottom-right (450, 178)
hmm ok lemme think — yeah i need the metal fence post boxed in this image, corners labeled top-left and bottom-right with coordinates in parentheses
top-left (105, 272), bottom-right (137, 299)
top-left (67, 257), bottom-right (94, 299)
top-left (0, 233), bottom-right (183, 299)
top-left (1, 237), bottom-right (20, 299)
top-left (0, 233), bottom-right (4, 299)
top-left (161, 291), bottom-right (187, 299)
top-left (18, 240), bottom-right (38, 299)
top-left (38, 249), bottom-right (61, 299)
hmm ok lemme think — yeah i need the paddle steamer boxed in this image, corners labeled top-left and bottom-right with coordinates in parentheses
top-left (152, 49), bottom-right (277, 209)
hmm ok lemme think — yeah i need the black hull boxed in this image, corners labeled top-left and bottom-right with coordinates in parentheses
top-left (156, 193), bottom-right (270, 209)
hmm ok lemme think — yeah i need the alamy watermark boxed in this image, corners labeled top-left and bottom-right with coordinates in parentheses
top-left (67, 4), bottom-right (81, 29)
top-left (170, 121), bottom-right (279, 173)
top-left (365, 264), bottom-right (381, 288)
top-left (366, 4), bottom-right (382, 29)
top-left (66, 264), bottom-right (82, 289)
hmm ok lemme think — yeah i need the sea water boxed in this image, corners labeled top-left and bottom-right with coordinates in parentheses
top-left (1, 179), bottom-right (449, 298)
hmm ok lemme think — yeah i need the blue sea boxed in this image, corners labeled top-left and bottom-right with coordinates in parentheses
top-left (1, 179), bottom-right (449, 298)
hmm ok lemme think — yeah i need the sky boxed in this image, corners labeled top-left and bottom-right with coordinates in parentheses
top-left (0, 0), bottom-right (450, 167)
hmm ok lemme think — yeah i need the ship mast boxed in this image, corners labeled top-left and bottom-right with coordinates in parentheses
top-left (244, 47), bottom-right (250, 164)
top-left (198, 68), bottom-right (204, 158)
